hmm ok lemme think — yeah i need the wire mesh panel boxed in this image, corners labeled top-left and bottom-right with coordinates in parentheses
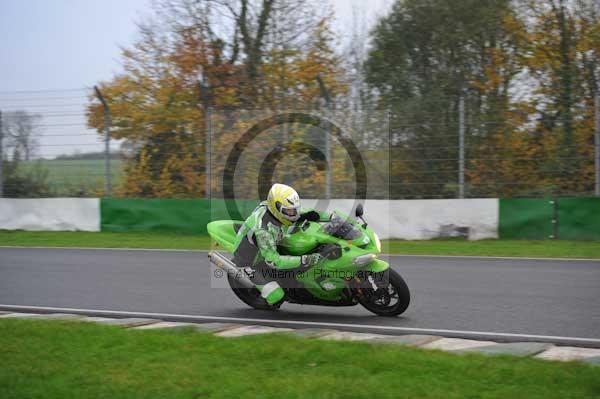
top-left (0, 88), bottom-right (598, 199)
top-left (209, 109), bottom-right (390, 206)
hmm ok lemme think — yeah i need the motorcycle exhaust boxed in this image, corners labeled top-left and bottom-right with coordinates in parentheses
top-left (208, 251), bottom-right (255, 290)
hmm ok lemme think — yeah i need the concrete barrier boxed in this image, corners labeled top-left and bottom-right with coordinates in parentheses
top-left (0, 198), bottom-right (100, 231)
top-left (304, 198), bottom-right (498, 240)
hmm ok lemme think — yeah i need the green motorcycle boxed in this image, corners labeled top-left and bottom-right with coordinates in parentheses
top-left (207, 204), bottom-right (410, 316)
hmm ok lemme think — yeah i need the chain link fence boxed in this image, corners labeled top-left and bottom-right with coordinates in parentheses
top-left (0, 88), bottom-right (599, 200)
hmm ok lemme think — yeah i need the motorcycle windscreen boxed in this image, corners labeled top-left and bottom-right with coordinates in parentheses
top-left (321, 212), bottom-right (363, 240)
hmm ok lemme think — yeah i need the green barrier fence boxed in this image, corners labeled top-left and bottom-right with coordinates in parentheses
top-left (557, 198), bottom-right (600, 240)
top-left (499, 198), bottom-right (554, 240)
top-left (101, 199), bottom-right (259, 234)
top-left (499, 197), bottom-right (600, 240)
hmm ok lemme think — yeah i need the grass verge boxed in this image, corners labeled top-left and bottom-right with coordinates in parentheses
top-left (1, 318), bottom-right (599, 399)
top-left (383, 238), bottom-right (600, 259)
top-left (0, 230), bottom-right (212, 250)
top-left (1, 230), bottom-right (600, 258)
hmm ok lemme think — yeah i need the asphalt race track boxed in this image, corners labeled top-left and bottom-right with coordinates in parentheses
top-left (1, 247), bottom-right (599, 345)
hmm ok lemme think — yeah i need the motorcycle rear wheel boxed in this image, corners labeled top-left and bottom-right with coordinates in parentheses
top-left (227, 274), bottom-right (282, 310)
top-left (359, 268), bottom-right (410, 316)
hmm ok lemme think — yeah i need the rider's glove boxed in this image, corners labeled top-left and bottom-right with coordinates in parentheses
top-left (298, 210), bottom-right (321, 222)
top-left (301, 253), bottom-right (323, 269)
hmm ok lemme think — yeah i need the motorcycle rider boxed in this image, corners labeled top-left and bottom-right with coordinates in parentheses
top-left (233, 183), bottom-right (330, 305)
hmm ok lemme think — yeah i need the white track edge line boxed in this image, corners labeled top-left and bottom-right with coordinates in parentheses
top-left (2, 304), bottom-right (600, 344)
top-left (0, 246), bottom-right (598, 261)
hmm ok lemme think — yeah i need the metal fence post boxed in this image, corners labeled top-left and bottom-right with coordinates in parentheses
top-left (595, 91), bottom-right (600, 197)
top-left (198, 80), bottom-right (212, 199)
top-left (205, 106), bottom-right (212, 200)
top-left (550, 199), bottom-right (558, 239)
top-left (458, 93), bottom-right (465, 199)
top-left (0, 109), bottom-right (3, 198)
top-left (317, 75), bottom-right (332, 199)
top-left (94, 86), bottom-right (111, 197)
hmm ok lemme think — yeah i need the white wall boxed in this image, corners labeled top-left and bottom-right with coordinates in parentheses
top-left (304, 198), bottom-right (498, 240)
top-left (0, 198), bottom-right (100, 232)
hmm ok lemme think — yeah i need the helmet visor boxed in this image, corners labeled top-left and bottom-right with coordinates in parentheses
top-left (281, 206), bottom-right (298, 217)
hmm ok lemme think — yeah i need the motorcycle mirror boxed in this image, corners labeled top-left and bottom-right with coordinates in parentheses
top-left (355, 204), bottom-right (364, 218)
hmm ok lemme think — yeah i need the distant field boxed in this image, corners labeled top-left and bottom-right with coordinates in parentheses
top-left (24, 159), bottom-right (124, 196)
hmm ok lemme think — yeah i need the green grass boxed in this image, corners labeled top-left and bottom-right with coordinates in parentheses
top-left (0, 318), bottom-right (598, 399)
top-left (23, 159), bottom-right (124, 195)
top-left (0, 230), bottom-right (211, 250)
top-left (1, 230), bottom-right (599, 258)
top-left (382, 238), bottom-right (600, 259)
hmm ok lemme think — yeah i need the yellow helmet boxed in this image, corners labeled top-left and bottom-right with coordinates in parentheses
top-left (267, 183), bottom-right (301, 225)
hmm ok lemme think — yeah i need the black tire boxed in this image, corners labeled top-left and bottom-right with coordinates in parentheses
top-left (359, 268), bottom-right (410, 317)
top-left (227, 274), bottom-right (282, 310)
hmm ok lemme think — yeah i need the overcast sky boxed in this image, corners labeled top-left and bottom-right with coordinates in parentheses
top-left (0, 0), bottom-right (392, 158)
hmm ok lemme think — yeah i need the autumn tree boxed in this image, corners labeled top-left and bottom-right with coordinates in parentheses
top-left (365, 0), bottom-right (524, 198)
top-left (470, 0), bottom-right (600, 197)
top-left (87, 0), bottom-right (346, 198)
top-left (209, 10), bottom-right (348, 200)
top-left (517, 0), bottom-right (600, 195)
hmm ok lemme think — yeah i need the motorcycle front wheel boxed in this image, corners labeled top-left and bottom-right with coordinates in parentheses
top-left (358, 268), bottom-right (410, 317)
